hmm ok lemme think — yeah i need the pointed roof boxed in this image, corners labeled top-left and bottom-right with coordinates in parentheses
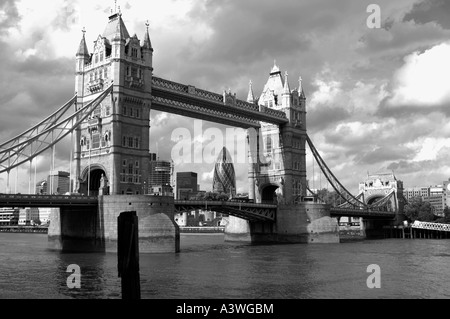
top-left (271, 60), bottom-right (281, 75)
top-left (76, 29), bottom-right (89, 57)
top-left (283, 71), bottom-right (291, 94)
top-left (143, 20), bottom-right (153, 50)
top-left (103, 13), bottom-right (130, 42)
top-left (259, 61), bottom-right (285, 106)
top-left (247, 80), bottom-right (255, 103)
top-left (299, 76), bottom-right (306, 98)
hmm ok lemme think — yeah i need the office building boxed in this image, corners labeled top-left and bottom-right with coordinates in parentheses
top-left (176, 172), bottom-right (198, 200)
top-left (212, 147), bottom-right (236, 197)
top-left (47, 171), bottom-right (70, 195)
top-left (148, 153), bottom-right (173, 195)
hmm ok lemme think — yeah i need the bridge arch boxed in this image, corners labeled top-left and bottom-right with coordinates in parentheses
top-left (366, 194), bottom-right (393, 211)
top-left (260, 183), bottom-right (282, 204)
top-left (81, 164), bottom-right (108, 196)
top-left (366, 194), bottom-right (384, 205)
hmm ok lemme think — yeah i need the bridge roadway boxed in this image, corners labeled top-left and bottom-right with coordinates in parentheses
top-left (0, 194), bottom-right (98, 208)
top-left (0, 194), bottom-right (395, 220)
top-left (174, 200), bottom-right (277, 222)
top-left (330, 207), bottom-right (396, 219)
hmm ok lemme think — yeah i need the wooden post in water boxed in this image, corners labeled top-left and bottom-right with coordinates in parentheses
top-left (118, 211), bottom-right (141, 300)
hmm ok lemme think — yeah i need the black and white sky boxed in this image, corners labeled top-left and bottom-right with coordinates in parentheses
top-left (0, 0), bottom-right (450, 194)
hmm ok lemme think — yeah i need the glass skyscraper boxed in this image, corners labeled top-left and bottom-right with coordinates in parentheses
top-left (213, 147), bottom-right (236, 196)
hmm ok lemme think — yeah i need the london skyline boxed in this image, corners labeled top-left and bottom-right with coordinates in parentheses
top-left (0, 0), bottom-right (449, 194)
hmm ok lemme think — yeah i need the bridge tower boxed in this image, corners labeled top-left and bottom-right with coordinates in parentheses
top-left (251, 63), bottom-right (307, 204)
top-left (74, 11), bottom-right (153, 195)
top-left (359, 172), bottom-right (406, 222)
top-left (226, 63), bottom-right (339, 243)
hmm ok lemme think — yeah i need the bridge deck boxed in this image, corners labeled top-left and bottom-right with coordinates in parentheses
top-left (0, 194), bottom-right (98, 208)
top-left (174, 200), bottom-right (277, 222)
top-left (330, 207), bottom-right (396, 219)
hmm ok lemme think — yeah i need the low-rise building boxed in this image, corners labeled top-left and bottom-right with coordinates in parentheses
top-left (0, 208), bottom-right (19, 226)
top-left (18, 208), bottom-right (40, 226)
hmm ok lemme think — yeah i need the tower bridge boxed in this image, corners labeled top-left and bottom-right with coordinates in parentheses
top-left (0, 10), bottom-right (402, 253)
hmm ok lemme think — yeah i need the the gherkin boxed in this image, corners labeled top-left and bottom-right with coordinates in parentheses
top-left (212, 147), bottom-right (236, 196)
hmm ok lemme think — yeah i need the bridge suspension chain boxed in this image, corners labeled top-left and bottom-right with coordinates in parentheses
top-left (305, 134), bottom-right (366, 208)
top-left (0, 95), bottom-right (77, 163)
top-left (0, 85), bottom-right (113, 174)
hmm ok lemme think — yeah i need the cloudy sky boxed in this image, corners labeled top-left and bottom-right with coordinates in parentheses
top-left (0, 0), bottom-right (450, 194)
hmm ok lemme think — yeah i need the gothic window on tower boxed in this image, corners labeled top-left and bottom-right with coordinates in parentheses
top-left (100, 51), bottom-right (104, 62)
top-left (128, 137), bottom-right (134, 148)
top-left (105, 104), bottom-right (111, 117)
top-left (136, 109), bottom-right (140, 118)
top-left (128, 163), bottom-right (134, 183)
top-left (131, 68), bottom-right (138, 78)
top-left (135, 138), bottom-right (139, 149)
top-left (266, 137), bottom-right (273, 153)
top-left (126, 66), bottom-right (130, 76)
top-left (131, 48), bottom-right (138, 59)
top-left (95, 53), bottom-right (98, 64)
top-left (122, 136), bottom-right (126, 147)
top-left (92, 133), bottom-right (100, 149)
top-left (92, 105), bottom-right (101, 118)
top-left (122, 106), bottom-right (127, 116)
top-left (121, 160), bottom-right (127, 183)
top-left (121, 168), bottom-right (126, 183)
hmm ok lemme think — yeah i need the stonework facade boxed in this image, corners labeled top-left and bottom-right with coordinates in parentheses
top-left (359, 173), bottom-right (405, 212)
top-left (74, 12), bottom-right (153, 195)
top-left (248, 63), bottom-right (307, 205)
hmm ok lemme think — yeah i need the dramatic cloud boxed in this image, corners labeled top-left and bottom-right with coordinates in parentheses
top-left (386, 42), bottom-right (450, 107)
top-left (1, 0), bottom-right (450, 194)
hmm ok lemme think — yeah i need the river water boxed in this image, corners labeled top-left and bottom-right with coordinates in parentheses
top-left (1, 232), bottom-right (450, 299)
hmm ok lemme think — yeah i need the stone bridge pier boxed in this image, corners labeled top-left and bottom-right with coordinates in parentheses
top-left (225, 202), bottom-right (340, 244)
top-left (48, 195), bottom-right (180, 253)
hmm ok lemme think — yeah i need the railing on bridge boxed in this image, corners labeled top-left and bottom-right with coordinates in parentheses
top-left (411, 221), bottom-right (450, 232)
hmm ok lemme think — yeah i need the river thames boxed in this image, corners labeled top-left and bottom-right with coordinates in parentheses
top-left (1, 232), bottom-right (450, 299)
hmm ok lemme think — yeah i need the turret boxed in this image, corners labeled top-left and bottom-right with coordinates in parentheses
top-left (282, 71), bottom-right (291, 109)
top-left (142, 21), bottom-right (153, 71)
top-left (75, 29), bottom-right (90, 94)
top-left (247, 80), bottom-right (255, 104)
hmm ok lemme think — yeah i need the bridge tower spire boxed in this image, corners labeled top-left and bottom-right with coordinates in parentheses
top-left (247, 80), bottom-right (255, 103)
top-left (253, 62), bottom-right (307, 205)
top-left (73, 9), bottom-right (153, 195)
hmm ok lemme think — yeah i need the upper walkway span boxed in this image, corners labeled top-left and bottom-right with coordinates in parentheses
top-left (151, 76), bottom-right (289, 128)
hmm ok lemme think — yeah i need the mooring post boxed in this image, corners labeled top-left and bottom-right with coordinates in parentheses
top-left (118, 211), bottom-right (141, 299)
